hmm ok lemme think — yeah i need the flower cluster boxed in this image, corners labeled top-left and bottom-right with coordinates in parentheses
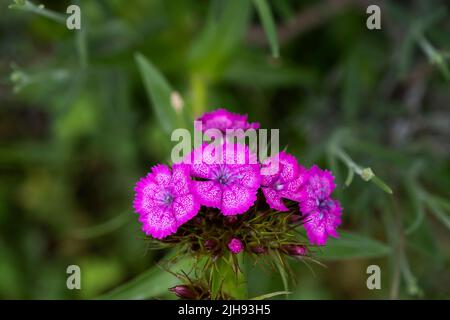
top-left (133, 109), bottom-right (342, 248)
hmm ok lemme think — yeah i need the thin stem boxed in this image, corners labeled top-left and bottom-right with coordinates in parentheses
top-left (9, 0), bottom-right (66, 24)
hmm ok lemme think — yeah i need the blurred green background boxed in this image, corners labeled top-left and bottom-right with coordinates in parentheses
top-left (0, 0), bottom-right (449, 299)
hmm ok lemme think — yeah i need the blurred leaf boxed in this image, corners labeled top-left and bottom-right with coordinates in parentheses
top-left (253, 0), bottom-right (279, 58)
top-left (9, 0), bottom-right (66, 24)
top-left (81, 258), bottom-right (124, 299)
top-left (223, 50), bottom-right (317, 87)
top-left (135, 52), bottom-right (180, 134)
top-left (189, 0), bottom-right (251, 77)
top-left (98, 257), bottom-right (191, 299)
top-left (427, 199), bottom-right (450, 231)
top-left (71, 211), bottom-right (131, 239)
top-left (0, 241), bottom-right (23, 298)
top-left (318, 231), bottom-right (391, 260)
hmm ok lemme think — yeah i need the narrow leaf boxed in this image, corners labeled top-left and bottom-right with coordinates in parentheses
top-left (97, 258), bottom-right (190, 299)
top-left (427, 200), bottom-right (450, 231)
top-left (253, 0), bottom-right (280, 58)
top-left (319, 231), bottom-right (391, 260)
top-left (135, 52), bottom-right (179, 134)
top-left (251, 291), bottom-right (291, 300)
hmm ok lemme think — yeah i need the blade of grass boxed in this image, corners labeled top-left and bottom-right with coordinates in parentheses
top-left (253, 0), bottom-right (280, 58)
top-left (251, 291), bottom-right (291, 300)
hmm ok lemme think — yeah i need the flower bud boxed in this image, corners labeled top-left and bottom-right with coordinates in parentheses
top-left (192, 216), bottom-right (203, 225)
top-left (224, 215), bottom-right (239, 226)
top-left (190, 242), bottom-right (200, 251)
top-left (250, 245), bottom-right (267, 254)
top-left (283, 244), bottom-right (307, 256)
top-left (227, 238), bottom-right (244, 254)
top-left (288, 214), bottom-right (303, 224)
top-left (204, 239), bottom-right (218, 251)
top-left (169, 285), bottom-right (197, 299)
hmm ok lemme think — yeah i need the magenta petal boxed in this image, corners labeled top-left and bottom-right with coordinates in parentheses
top-left (171, 164), bottom-right (191, 196)
top-left (151, 164), bottom-right (172, 187)
top-left (325, 200), bottom-right (342, 236)
top-left (262, 187), bottom-right (289, 211)
top-left (193, 180), bottom-right (222, 208)
top-left (232, 165), bottom-right (261, 188)
top-left (303, 199), bottom-right (342, 246)
top-left (221, 183), bottom-right (257, 215)
top-left (133, 177), bottom-right (159, 205)
top-left (140, 207), bottom-right (178, 239)
top-left (173, 194), bottom-right (200, 225)
top-left (261, 173), bottom-right (278, 187)
top-left (281, 175), bottom-right (307, 201)
top-left (304, 165), bottom-right (336, 199)
top-left (185, 144), bottom-right (217, 178)
top-left (278, 152), bottom-right (299, 182)
top-left (223, 143), bottom-right (257, 165)
top-left (303, 211), bottom-right (328, 245)
top-left (197, 108), bottom-right (260, 133)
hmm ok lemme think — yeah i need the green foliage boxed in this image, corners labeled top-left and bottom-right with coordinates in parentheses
top-left (1, 0), bottom-right (449, 299)
top-left (253, 0), bottom-right (280, 58)
top-left (135, 53), bottom-right (184, 134)
top-left (99, 257), bottom-right (192, 299)
top-left (318, 231), bottom-right (391, 260)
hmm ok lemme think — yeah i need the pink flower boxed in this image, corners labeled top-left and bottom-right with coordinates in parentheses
top-left (195, 108), bottom-right (259, 134)
top-left (261, 151), bottom-right (307, 211)
top-left (133, 164), bottom-right (200, 239)
top-left (185, 142), bottom-right (261, 215)
top-left (228, 238), bottom-right (244, 254)
top-left (299, 165), bottom-right (342, 245)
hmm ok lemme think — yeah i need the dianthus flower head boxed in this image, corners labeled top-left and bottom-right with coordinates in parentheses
top-left (299, 165), bottom-right (342, 245)
top-left (185, 142), bottom-right (261, 215)
top-left (261, 151), bottom-right (307, 211)
top-left (133, 164), bottom-right (200, 239)
top-left (195, 108), bottom-right (260, 134)
top-left (228, 238), bottom-right (244, 254)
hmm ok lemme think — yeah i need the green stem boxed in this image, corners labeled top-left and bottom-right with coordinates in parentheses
top-left (9, 0), bottom-right (66, 24)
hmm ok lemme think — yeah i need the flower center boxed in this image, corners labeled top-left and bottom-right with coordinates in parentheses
top-left (214, 166), bottom-right (234, 185)
top-left (157, 191), bottom-right (174, 206)
top-left (317, 198), bottom-right (334, 219)
top-left (274, 180), bottom-right (284, 191)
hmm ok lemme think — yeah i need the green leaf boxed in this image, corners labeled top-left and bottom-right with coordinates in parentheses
top-left (71, 211), bottom-right (131, 239)
top-left (253, 0), bottom-right (280, 58)
top-left (318, 231), bottom-right (391, 260)
top-left (189, 0), bottom-right (251, 77)
top-left (97, 258), bottom-right (191, 300)
top-left (223, 50), bottom-right (317, 87)
top-left (427, 199), bottom-right (450, 231)
top-left (135, 52), bottom-right (180, 134)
